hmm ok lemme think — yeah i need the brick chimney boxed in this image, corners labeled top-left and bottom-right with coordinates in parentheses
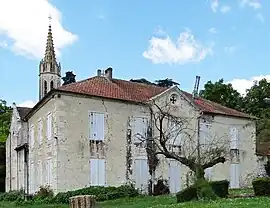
top-left (105, 67), bottom-right (113, 80)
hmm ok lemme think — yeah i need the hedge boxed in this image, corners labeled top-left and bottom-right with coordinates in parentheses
top-left (252, 177), bottom-right (270, 196)
top-left (0, 184), bottom-right (139, 204)
top-left (176, 180), bottom-right (229, 203)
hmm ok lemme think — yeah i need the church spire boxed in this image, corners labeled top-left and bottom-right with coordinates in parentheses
top-left (44, 15), bottom-right (56, 63)
top-left (39, 15), bottom-right (61, 100)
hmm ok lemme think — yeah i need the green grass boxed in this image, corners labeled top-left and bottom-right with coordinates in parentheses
top-left (1, 195), bottom-right (270, 208)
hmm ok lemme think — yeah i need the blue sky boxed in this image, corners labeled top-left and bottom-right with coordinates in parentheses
top-left (0, 0), bottom-right (269, 107)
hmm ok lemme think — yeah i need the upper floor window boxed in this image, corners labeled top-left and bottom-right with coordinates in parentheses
top-left (44, 81), bottom-right (48, 95)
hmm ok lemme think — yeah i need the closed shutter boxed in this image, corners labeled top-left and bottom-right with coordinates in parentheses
top-left (90, 112), bottom-right (105, 141)
top-left (38, 161), bottom-right (43, 187)
top-left (168, 121), bottom-right (182, 146)
top-left (133, 117), bottom-right (148, 143)
top-left (134, 159), bottom-right (149, 192)
top-left (98, 159), bottom-right (105, 186)
top-left (230, 163), bottom-right (240, 188)
top-left (230, 127), bottom-right (239, 149)
top-left (47, 113), bottom-right (52, 139)
top-left (169, 159), bottom-right (181, 193)
top-left (204, 167), bottom-right (213, 181)
top-left (90, 159), bottom-right (98, 185)
top-left (200, 122), bottom-right (211, 146)
top-left (30, 126), bottom-right (35, 147)
top-left (38, 120), bottom-right (42, 144)
top-left (48, 159), bottom-right (52, 186)
top-left (30, 163), bottom-right (35, 194)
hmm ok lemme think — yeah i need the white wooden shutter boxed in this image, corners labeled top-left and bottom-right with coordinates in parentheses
top-left (204, 167), bottom-right (213, 181)
top-left (230, 127), bottom-right (239, 149)
top-left (90, 112), bottom-right (105, 141)
top-left (46, 113), bottom-right (52, 140)
top-left (230, 163), bottom-right (240, 188)
top-left (168, 121), bottom-right (182, 146)
top-left (98, 159), bottom-right (105, 186)
top-left (38, 161), bottom-right (43, 187)
top-left (30, 163), bottom-right (35, 194)
top-left (38, 120), bottom-right (42, 144)
top-left (169, 159), bottom-right (181, 193)
top-left (30, 126), bottom-right (35, 147)
top-left (90, 159), bottom-right (98, 185)
top-left (133, 117), bottom-right (147, 143)
top-left (134, 159), bottom-right (149, 192)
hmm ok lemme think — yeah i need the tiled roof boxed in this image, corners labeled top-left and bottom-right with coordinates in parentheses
top-left (58, 76), bottom-right (254, 119)
top-left (17, 107), bottom-right (32, 119)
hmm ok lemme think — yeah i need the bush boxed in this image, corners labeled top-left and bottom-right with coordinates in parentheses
top-left (153, 179), bottom-right (170, 196)
top-left (209, 180), bottom-right (229, 198)
top-left (33, 185), bottom-right (54, 201)
top-left (0, 190), bottom-right (24, 201)
top-left (176, 180), bottom-right (228, 203)
top-left (252, 177), bottom-right (270, 196)
top-left (53, 184), bottom-right (139, 204)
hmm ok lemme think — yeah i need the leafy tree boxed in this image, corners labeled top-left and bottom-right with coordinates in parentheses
top-left (62, 71), bottom-right (76, 86)
top-left (130, 78), bottom-right (156, 85)
top-left (199, 79), bottom-right (244, 111)
top-left (155, 78), bottom-right (180, 87)
top-left (0, 100), bottom-right (12, 142)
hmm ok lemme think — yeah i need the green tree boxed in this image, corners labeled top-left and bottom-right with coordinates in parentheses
top-left (0, 100), bottom-right (12, 142)
top-left (155, 78), bottom-right (179, 87)
top-left (199, 79), bottom-right (244, 111)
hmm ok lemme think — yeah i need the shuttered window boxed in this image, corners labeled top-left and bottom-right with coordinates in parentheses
top-left (89, 112), bottom-right (105, 141)
top-left (132, 117), bottom-right (148, 144)
top-left (200, 122), bottom-right (211, 146)
top-left (30, 162), bottom-right (36, 194)
top-left (204, 167), bottom-right (213, 181)
top-left (46, 158), bottom-right (52, 186)
top-left (90, 159), bottom-right (105, 186)
top-left (38, 161), bottom-right (43, 186)
top-left (230, 127), bottom-right (239, 149)
top-left (230, 163), bottom-right (240, 188)
top-left (134, 159), bottom-right (149, 192)
top-left (38, 119), bottom-right (43, 144)
top-left (30, 125), bottom-right (35, 147)
top-left (167, 121), bottom-right (182, 146)
top-left (46, 113), bottom-right (52, 140)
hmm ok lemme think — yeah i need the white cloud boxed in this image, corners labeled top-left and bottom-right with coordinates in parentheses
top-left (227, 75), bottom-right (270, 95)
top-left (143, 30), bottom-right (213, 65)
top-left (240, 0), bottom-right (261, 10)
top-left (224, 45), bottom-right (236, 54)
top-left (209, 27), bottom-right (218, 34)
top-left (256, 13), bottom-right (265, 23)
top-left (18, 100), bottom-right (36, 108)
top-left (220, 5), bottom-right (231, 13)
top-left (0, 40), bottom-right (7, 48)
top-left (210, 0), bottom-right (219, 13)
top-left (0, 0), bottom-right (78, 59)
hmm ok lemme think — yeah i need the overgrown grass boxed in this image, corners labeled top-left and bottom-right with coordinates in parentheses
top-left (1, 195), bottom-right (270, 208)
top-left (229, 188), bottom-right (254, 196)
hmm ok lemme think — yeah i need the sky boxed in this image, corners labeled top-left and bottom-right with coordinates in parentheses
top-left (0, 0), bottom-right (269, 108)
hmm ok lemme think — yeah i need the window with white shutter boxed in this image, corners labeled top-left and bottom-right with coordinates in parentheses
top-left (30, 162), bottom-right (36, 194)
top-left (204, 167), bottom-right (213, 181)
top-left (38, 119), bottom-right (43, 144)
top-left (168, 121), bottom-right (182, 146)
top-left (230, 127), bottom-right (239, 149)
top-left (46, 113), bottom-right (52, 140)
top-left (132, 117), bottom-right (148, 144)
top-left (89, 112), bottom-right (105, 141)
top-left (90, 159), bottom-right (106, 186)
top-left (200, 122), bottom-right (211, 147)
top-left (46, 158), bottom-right (52, 186)
top-left (38, 161), bottom-right (43, 186)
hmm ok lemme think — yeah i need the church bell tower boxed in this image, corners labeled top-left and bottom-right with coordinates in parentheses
top-left (39, 16), bottom-right (61, 100)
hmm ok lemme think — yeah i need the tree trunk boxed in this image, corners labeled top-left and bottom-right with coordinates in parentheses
top-left (195, 166), bottom-right (205, 180)
top-left (69, 195), bottom-right (97, 208)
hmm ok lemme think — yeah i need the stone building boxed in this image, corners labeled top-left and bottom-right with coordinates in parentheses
top-left (6, 22), bottom-right (259, 195)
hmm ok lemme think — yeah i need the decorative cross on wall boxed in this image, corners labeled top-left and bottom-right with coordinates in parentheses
top-left (170, 95), bottom-right (177, 104)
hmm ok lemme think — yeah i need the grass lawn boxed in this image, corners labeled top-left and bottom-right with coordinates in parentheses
top-left (1, 195), bottom-right (270, 208)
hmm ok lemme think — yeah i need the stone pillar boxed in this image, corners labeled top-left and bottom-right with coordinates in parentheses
top-left (69, 195), bottom-right (97, 208)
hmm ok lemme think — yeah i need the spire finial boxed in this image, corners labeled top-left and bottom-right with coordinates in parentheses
top-left (48, 14), bottom-right (52, 26)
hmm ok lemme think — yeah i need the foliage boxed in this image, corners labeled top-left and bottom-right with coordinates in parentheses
top-left (252, 177), bottom-right (270, 196)
top-left (130, 78), bottom-right (156, 86)
top-left (52, 184), bottom-right (139, 204)
top-left (196, 179), bottom-right (217, 201)
top-left (0, 99), bottom-right (12, 142)
top-left (208, 180), bottom-right (229, 198)
top-left (0, 190), bottom-right (24, 202)
top-left (155, 78), bottom-right (180, 87)
top-left (199, 79), bottom-right (244, 111)
top-left (152, 179), bottom-right (170, 196)
top-left (62, 71), bottom-right (76, 86)
top-left (176, 185), bottom-right (198, 203)
top-left (33, 185), bottom-right (54, 201)
top-left (264, 161), bottom-right (270, 177)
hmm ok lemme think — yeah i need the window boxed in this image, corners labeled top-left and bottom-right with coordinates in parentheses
top-left (46, 158), bottom-right (52, 187)
top-left (204, 167), bottom-right (213, 181)
top-left (50, 81), bottom-right (54, 90)
top-left (44, 81), bottom-right (48, 95)
top-left (132, 117), bottom-right (148, 144)
top-left (167, 121), bottom-right (182, 147)
top-left (200, 122), bottom-right (211, 147)
top-left (30, 125), bottom-right (35, 147)
top-left (30, 162), bottom-right (36, 194)
top-left (38, 161), bottom-right (43, 186)
top-left (230, 127), bottom-right (239, 149)
top-left (46, 113), bottom-right (52, 140)
top-left (89, 112), bottom-right (105, 141)
top-left (38, 119), bottom-right (43, 144)
top-left (90, 159), bottom-right (105, 186)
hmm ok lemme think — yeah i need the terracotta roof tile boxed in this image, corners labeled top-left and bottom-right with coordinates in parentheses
top-left (58, 76), bottom-right (254, 119)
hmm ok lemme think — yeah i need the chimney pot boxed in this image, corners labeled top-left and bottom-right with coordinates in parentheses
top-left (105, 67), bottom-right (113, 80)
top-left (97, 69), bottom-right (101, 76)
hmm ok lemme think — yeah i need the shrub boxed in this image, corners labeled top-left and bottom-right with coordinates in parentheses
top-left (196, 179), bottom-right (217, 201)
top-left (53, 184), bottom-right (139, 204)
top-left (209, 180), bottom-right (229, 198)
top-left (252, 177), bottom-right (270, 196)
top-left (176, 185), bottom-right (197, 203)
top-left (0, 190), bottom-right (24, 201)
top-left (153, 179), bottom-right (170, 196)
top-left (33, 185), bottom-right (54, 201)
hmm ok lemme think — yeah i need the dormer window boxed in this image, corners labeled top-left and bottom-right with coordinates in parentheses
top-left (170, 94), bottom-right (178, 104)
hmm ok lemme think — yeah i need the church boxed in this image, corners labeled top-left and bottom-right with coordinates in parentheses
top-left (6, 22), bottom-right (259, 196)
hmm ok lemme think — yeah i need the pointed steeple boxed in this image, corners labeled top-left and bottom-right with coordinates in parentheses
top-left (44, 16), bottom-right (56, 63)
top-left (39, 15), bottom-right (61, 100)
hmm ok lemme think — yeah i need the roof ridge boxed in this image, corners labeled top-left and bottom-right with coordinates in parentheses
top-left (112, 78), bottom-right (168, 89)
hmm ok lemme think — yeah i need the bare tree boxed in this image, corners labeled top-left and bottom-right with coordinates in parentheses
top-left (143, 100), bottom-right (230, 181)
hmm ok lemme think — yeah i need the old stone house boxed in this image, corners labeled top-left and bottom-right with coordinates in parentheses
top-left (6, 23), bottom-right (259, 196)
